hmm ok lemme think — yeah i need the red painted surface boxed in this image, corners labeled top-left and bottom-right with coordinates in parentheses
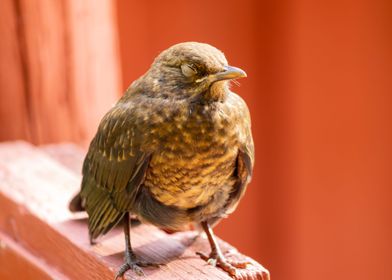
top-left (0, 232), bottom-right (59, 280)
top-left (291, 1), bottom-right (392, 279)
top-left (116, 1), bottom-right (392, 280)
top-left (0, 0), bottom-right (121, 145)
top-left (0, 0), bottom-right (391, 279)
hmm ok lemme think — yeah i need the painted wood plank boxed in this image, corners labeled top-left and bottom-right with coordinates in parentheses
top-left (0, 0), bottom-right (121, 146)
top-left (0, 231), bottom-right (67, 280)
top-left (0, 0), bottom-right (32, 142)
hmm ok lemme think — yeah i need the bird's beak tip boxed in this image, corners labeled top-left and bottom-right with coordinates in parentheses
top-left (211, 65), bottom-right (247, 82)
top-left (241, 70), bottom-right (248, 78)
top-left (223, 65), bottom-right (247, 79)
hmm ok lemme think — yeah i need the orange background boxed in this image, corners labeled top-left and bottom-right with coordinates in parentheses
top-left (1, 1), bottom-right (392, 279)
top-left (117, 1), bottom-right (392, 279)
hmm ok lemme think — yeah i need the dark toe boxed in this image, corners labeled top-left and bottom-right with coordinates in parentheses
top-left (137, 260), bottom-right (162, 268)
top-left (115, 261), bottom-right (150, 279)
top-left (196, 251), bottom-right (209, 261)
top-left (114, 263), bottom-right (130, 280)
top-left (131, 264), bottom-right (145, 277)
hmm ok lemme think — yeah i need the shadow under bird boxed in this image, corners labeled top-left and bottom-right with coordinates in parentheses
top-left (70, 42), bottom-right (257, 279)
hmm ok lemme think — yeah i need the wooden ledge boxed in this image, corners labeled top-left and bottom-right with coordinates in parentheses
top-left (0, 141), bottom-right (269, 279)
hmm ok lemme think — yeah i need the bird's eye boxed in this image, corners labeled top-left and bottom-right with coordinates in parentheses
top-left (181, 64), bottom-right (197, 77)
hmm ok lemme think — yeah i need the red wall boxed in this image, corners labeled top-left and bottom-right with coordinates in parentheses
top-left (292, 1), bottom-right (392, 279)
top-left (116, 1), bottom-right (392, 280)
top-left (0, 0), bottom-right (121, 146)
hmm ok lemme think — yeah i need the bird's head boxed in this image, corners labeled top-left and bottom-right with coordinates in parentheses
top-left (137, 42), bottom-right (246, 102)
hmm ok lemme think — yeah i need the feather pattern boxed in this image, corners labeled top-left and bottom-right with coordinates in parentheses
top-left (71, 42), bottom-right (255, 241)
top-left (79, 103), bottom-right (151, 240)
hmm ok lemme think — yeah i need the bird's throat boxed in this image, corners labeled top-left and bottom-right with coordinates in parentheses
top-left (203, 81), bottom-right (228, 102)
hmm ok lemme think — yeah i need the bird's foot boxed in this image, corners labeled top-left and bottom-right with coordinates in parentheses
top-left (196, 250), bottom-right (251, 278)
top-left (197, 250), bottom-right (270, 279)
top-left (114, 252), bottom-right (160, 280)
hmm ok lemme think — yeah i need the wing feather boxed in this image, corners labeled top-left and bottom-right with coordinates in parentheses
top-left (79, 103), bottom-right (151, 240)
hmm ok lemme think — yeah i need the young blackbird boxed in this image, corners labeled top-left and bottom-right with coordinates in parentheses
top-left (70, 42), bottom-right (255, 279)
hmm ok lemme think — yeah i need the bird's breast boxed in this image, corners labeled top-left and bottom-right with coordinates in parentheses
top-left (143, 102), bottom-right (239, 210)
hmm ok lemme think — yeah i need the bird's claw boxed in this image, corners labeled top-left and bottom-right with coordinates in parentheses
top-left (196, 251), bottom-right (251, 277)
top-left (114, 255), bottom-right (160, 279)
top-left (115, 262), bottom-right (144, 279)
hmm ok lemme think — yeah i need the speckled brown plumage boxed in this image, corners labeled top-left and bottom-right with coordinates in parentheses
top-left (69, 42), bottom-right (255, 278)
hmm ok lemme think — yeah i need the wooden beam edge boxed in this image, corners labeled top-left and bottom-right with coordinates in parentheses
top-left (0, 231), bottom-right (67, 280)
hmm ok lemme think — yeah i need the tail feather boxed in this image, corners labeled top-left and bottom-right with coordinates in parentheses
top-left (69, 193), bottom-right (84, 212)
top-left (81, 183), bottom-right (125, 242)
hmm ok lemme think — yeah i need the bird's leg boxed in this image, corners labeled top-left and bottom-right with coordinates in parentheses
top-left (197, 221), bottom-right (251, 277)
top-left (115, 213), bottom-right (159, 279)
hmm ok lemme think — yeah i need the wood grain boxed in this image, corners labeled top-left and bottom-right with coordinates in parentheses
top-left (0, 141), bottom-right (269, 279)
top-left (0, 0), bottom-right (121, 146)
top-left (0, 0), bottom-right (31, 141)
top-left (0, 232), bottom-right (66, 280)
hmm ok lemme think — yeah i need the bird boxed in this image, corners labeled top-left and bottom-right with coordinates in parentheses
top-left (69, 42), bottom-right (255, 279)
